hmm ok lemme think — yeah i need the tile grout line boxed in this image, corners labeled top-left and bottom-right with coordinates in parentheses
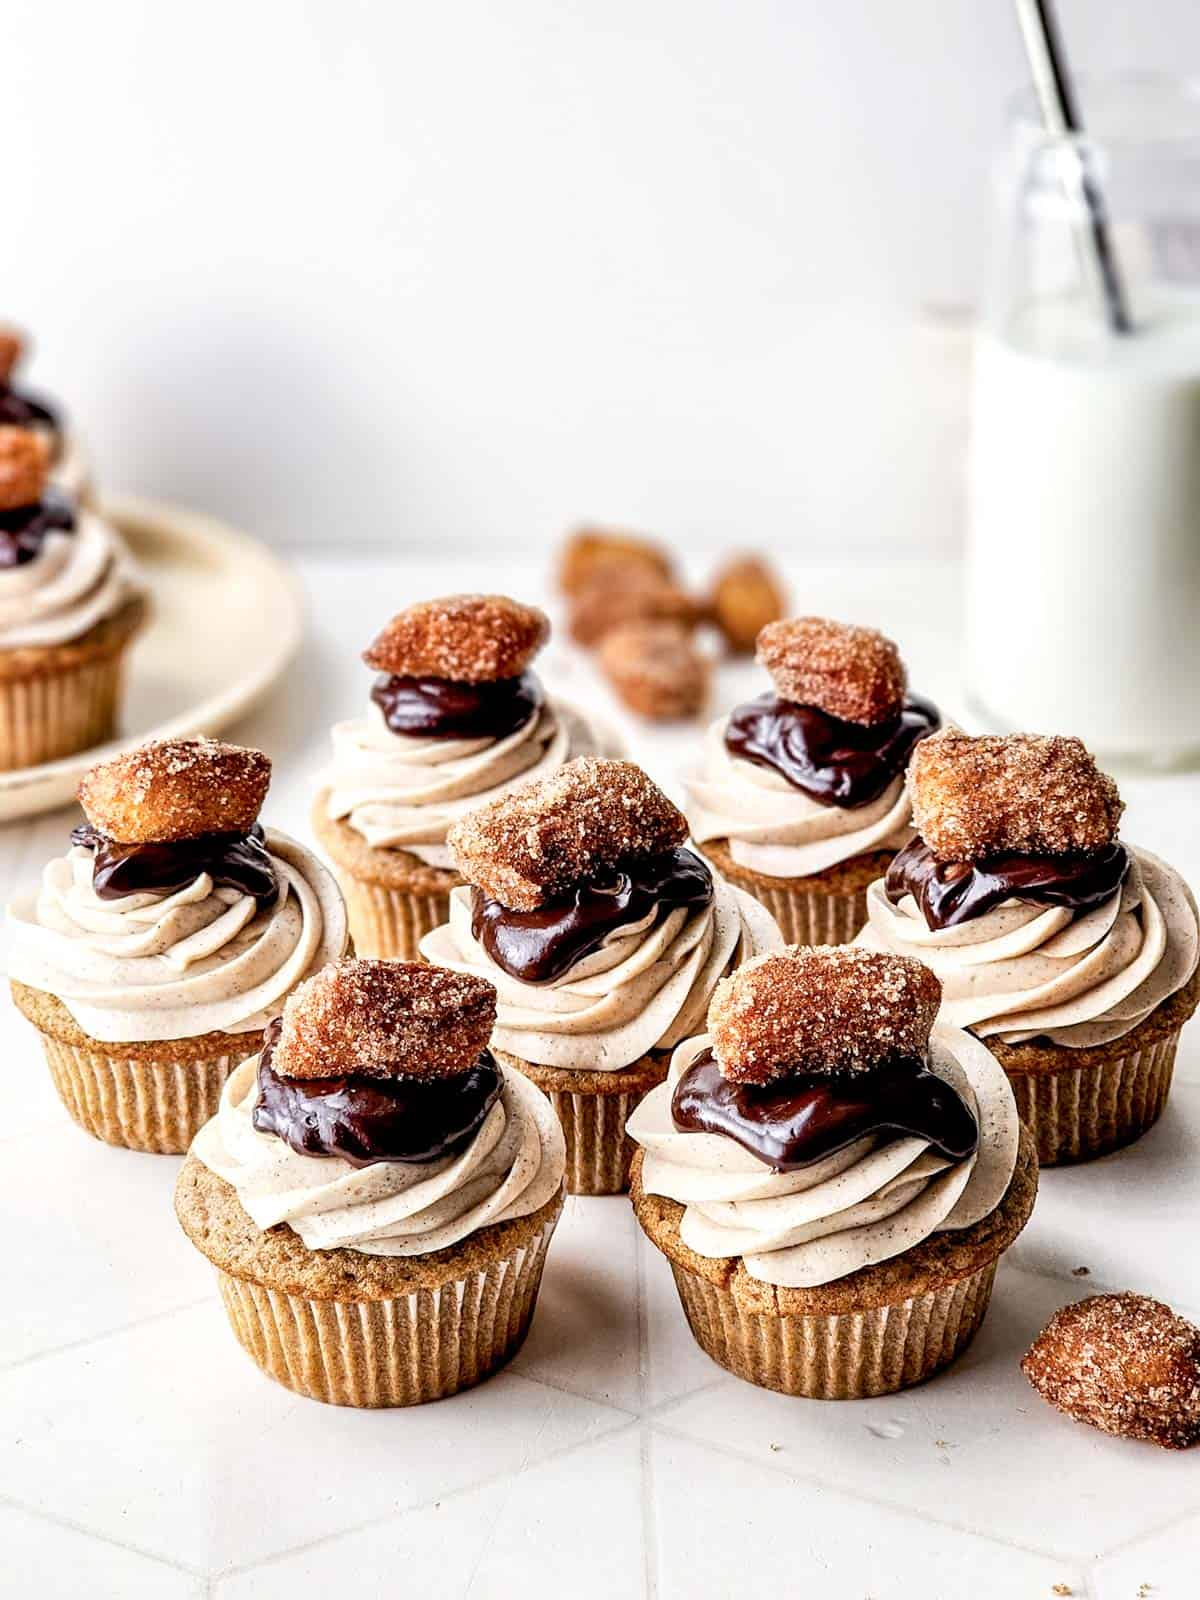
top-left (209, 1415), bottom-right (642, 1588)
top-left (0, 1292), bottom-right (219, 1375)
top-left (503, 1365), bottom-right (639, 1420)
top-left (648, 1419), bottom-right (1090, 1575)
top-left (1083, 1498), bottom-right (1200, 1566)
top-left (0, 1493), bottom-right (208, 1585)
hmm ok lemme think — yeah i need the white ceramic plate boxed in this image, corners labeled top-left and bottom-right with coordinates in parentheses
top-left (0, 493), bottom-right (304, 822)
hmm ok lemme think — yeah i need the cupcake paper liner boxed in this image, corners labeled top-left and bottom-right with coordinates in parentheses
top-left (336, 874), bottom-right (450, 962)
top-left (0, 645), bottom-right (129, 771)
top-left (214, 1206), bottom-right (562, 1407)
top-left (669, 1256), bottom-right (998, 1399)
top-left (37, 1032), bottom-right (252, 1154)
top-left (737, 881), bottom-right (868, 946)
top-left (1003, 1029), bottom-right (1180, 1167)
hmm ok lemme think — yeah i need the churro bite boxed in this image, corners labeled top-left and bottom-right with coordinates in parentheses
top-left (599, 619), bottom-right (709, 721)
top-left (0, 327), bottom-right (22, 385)
top-left (558, 527), bottom-right (675, 596)
top-left (708, 945), bottom-right (941, 1084)
top-left (0, 424), bottom-right (50, 512)
top-left (757, 616), bottom-right (906, 726)
top-left (908, 732), bottom-right (1123, 863)
top-left (271, 959), bottom-right (497, 1082)
top-left (448, 756), bottom-right (687, 911)
top-left (568, 567), bottom-right (700, 648)
top-left (1023, 1293), bottom-right (1200, 1449)
top-left (363, 594), bottom-right (549, 684)
top-left (709, 555), bottom-right (787, 655)
top-left (78, 737), bottom-right (271, 844)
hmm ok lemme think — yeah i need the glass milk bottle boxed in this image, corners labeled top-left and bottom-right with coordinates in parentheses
top-left (966, 76), bottom-right (1200, 766)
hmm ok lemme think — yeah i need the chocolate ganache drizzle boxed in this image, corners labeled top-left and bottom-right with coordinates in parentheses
top-left (0, 385), bottom-right (57, 432)
top-left (885, 836), bottom-right (1131, 932)
top-left (71, 821), bottom-right (279, 906)
top-left (0, 487), bottom-right (74, 568)
top-left (471, 846), bottom-right (714, 984)
top-left (371, 671), bottom-right (542, 742)
top-left (252, 1018), bottom-right (503, 1165)
top-left (671, 1048), bottom-right (978, 1172)
top-left (725, 693), bottom-right (939, 808)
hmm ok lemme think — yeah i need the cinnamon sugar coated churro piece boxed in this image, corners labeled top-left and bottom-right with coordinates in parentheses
top-left (909, 732), bottom-right (1123, 862)
top-left (78, 738), bottom-right (272, 843)
top-left (0, 326), bottom-right (24, 385)
top-left (708, 945), bottom-right (942, 1083)
top-left (272, 959), bottom-right (497, 1082)
top-left (598, 620), bottom-right (709, 720)
top-left (448, 757), bottom-right (687, 910)
top-left (558, 527), bottom-right (675, 596)
top-left (756, 616), bottom-right (906, 725)
top-left (1022, 1293), bottom-right (1200, 1449)
top-left (363, 595), bottom-right (550, 683)
top-left (709, 555), bottom-right (787, 654)
top-left (567, 568), bottom-right (700, 647)
top-left (0, 425), bottom-right (49, 512)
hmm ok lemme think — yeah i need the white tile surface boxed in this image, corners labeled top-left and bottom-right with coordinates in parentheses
top-left (2, 553), bottom-right (1199, 1596)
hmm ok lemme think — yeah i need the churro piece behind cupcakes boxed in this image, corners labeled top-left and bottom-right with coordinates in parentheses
top-left (0, 326), bottom-right (25, 385)
top-left (708, 945), bottom-right (942, 1084)
top-left (756, 616), bottom-right (906, 726)
top-left (363, 594), bottom-right (550, 683)
top-left (1022, 1293), bottom-right (1200, 1449)
top-left (558, 526), bottom-right (675, 596)
top-left (448, 756), bottom-right (687, 910)
top-left (273, 958), bottom-right (497, 1083)
top-left (909, 732), bottom-right (1124, 863)
top-left (599, 619), bottom-right (709, 720)
top-left (0, 425), bottom-right (49, 512)
top-left (78, 737), bottom-right (272, 844)
top-left (709, 555), bottom-right (787, 654)
top-left (568, 568), bottom-right (700, 648)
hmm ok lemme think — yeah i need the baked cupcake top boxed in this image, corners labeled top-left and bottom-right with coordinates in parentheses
top-left (189, 957), bottom-right (566, 1257)
top-left (320, 593), bottom-right (614, 868)
top-left (627, 945), bottom-right (1021, 1288)
top-left (0, 323), bottom-right (91, 501)
top-left (859, 731), bottom-right (1199, 1049)
top-left (685, 615), bottom-right (940, 880)
top-left (7, 737), bottom-right (347, 1043)
top-left (0, 422), bottom-right (139, 651)
top-left (421, 757), bottom-right (781, 1072)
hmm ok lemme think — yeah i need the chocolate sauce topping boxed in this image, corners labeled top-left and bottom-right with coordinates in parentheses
top-left (725, 692), bottom-right (940, 808)
top-left (0, 386), bottom-right (57, 432)
top-left (71, 821), bottom-right (279, 906)
top-left (471, 846), bottom-right (714, 984)
top-left (252, 1020), bottom-right (502, 1165)
top-left (671, 1048), bottom-right (978, 1172)
top-left (0, 488), bottom-right (75, 568)
top-left (371, 671), bottom-right (542, 741)
top-left (885, 835), bottom-right (1131, 932)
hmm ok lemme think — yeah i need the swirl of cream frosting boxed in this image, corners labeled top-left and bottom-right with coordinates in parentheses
top-left (0, 510), bottom-right (141, 650)
top-left (420, 873), bottom-right (783, 1072)
top-left (685, 718), bottom-right (914, 878)
top-left (322, 696), bottom-right (613, 868)
top-left (190, 1053), bottom-right (565, 1257)
top-left (627, 1025), bottom-right (1019, 1288)
top-left (7, 829), bottom-right (349, 1042)
top-left (858, 846), bottom-right (1199, 1047)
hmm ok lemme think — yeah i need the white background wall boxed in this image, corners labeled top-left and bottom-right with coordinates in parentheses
top-left (9, 1), bottom-right (1199, 556)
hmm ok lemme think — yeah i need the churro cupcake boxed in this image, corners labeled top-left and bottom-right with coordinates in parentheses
top-left (421, 758), bottom-right (781, 1193)
top-left (686, 616), bottom-right (939, 945)
top-left (313, 594), bottom-right (615, 960)
top-left (0, 323), bottom-right (93, 502)
top-left (8, 737), bottom-right (348, 1152)
top-left (176, 958), bottom-right (566, 1407)
top-left (0, 427), bottom-right (144, 769)
top-left (628, 946), bottom-right (1036, 1399)
top-left (859, 733), bottom-right (1200, 1165)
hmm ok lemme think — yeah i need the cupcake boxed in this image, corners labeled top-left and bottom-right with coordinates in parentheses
top-left (420, 757), bottom-right (782, 1194)
top-left (8, 737), bottom-right (348, 1152)
top-left (628, 945), bottom-right (1037, 1399)
top-left (685, 616), bottom-right (939, 945)
top-left (313, 593), bottom-right (614, 960)
top-left (0, 323), bottom-right (93, 502)
top-left (175, 958), bottom-right (566, 1407)
top-left (0, 427), bottom-right (145, 769)
top-left (859, 732), bottom-right (1200, 1165)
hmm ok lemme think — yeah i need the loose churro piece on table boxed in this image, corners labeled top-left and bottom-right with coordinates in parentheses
top-left (558, 527), bottom-right (675, 596)
top-left (709, 555), bottom-right (787, 654)
top-left (567, 568), bottom-right (700, 648)
top-left (599, 619), bottom-right (709, 720)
